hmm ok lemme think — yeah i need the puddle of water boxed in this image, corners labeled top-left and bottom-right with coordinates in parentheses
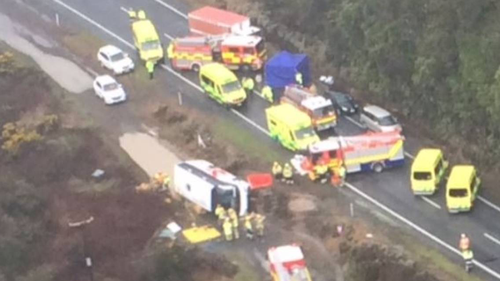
top-left (0, 13), bottom-right (92, 94)
top-left (119, 132), bottom-right (181, 177)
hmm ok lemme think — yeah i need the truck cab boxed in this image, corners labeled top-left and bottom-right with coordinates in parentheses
top-left (128, 10), bottom-right (164, 63)
top-left (446, 165), bottom-right (480, 213)
top-left (411, 149), bottom-right (448, 195)
top-left (282, 85), bottom-right (336, 131)
top-left (265, 104), bottom-right (320, 152)
top-left (199, 63), bottom-right (247, 107)
top-left (174, 160), bottom-right (249, 216)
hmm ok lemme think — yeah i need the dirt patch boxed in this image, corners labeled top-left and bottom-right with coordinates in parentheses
top-left (288, 193), bottom-right (317, 213)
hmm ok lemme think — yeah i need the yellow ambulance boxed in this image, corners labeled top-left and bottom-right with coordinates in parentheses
top-left (265, 103), bottom-right (320, 151)
top-left (410, 149), bottom-right (448, 195)
top-left (446, 165), bottom-right (480, 213)
top-left (128, 10), bottom-right (164, 63)
top-left (199, 63), bottom-right (247, 107)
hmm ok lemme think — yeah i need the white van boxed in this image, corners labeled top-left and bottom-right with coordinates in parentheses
top-left (173, 160), bottom-right (249, 216)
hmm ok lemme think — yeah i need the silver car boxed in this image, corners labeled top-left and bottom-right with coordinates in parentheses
top-left (360, 105), bottom-right (402, 132)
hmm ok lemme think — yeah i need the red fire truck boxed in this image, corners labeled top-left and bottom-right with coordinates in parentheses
top-left (167, 35), bottom-right (266, 72)
top-left (281, 85), bottom-right (337, 131)
top-left (188, 6), bottom-right (260, 36)
top-left (291, 131), bottom-right (405, 180)
top-left (268, 244), bottom-right (313, 281)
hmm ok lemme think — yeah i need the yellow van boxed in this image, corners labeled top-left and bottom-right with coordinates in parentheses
top-left (410, 149), bottom-right (448, 195)
top-left (199, 63), bottom-right (247, 107)
top-left (129, 11), bottom-right (164, 63)
top-left (266, 103), bottom-right (320, 151)
top-left (446, 165), bottom-right (480, 213)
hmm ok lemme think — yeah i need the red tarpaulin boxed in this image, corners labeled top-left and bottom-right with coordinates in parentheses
top-left (247, 173), bottom-right (273, 190)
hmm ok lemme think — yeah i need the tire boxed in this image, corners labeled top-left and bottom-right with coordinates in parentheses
top-left (373, 162), bottom-right (384, 173)
top-left (191, 64), bottom-right (201, 72)
top-left (240, 64), bottom-right (251, 73)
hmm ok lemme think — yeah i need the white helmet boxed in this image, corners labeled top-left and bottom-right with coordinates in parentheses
top-left (461, 233), bottom-right (466, 238)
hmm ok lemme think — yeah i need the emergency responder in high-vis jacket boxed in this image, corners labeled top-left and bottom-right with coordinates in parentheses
top-left (339, 165), bottom-right (347, 187)
top-left (223, 218), bottom-right (233, 241)
top-left (242, 77), bottom-right (255, 97)
top-left (283, 163), bottom-right (294, 185)
top-left (254, 213), bottom-right (265, 238)
top-left (314, 163), bottom-right (329, 184)
top-left (295, 71), bottom-right (303, 86)
top-left (228, 208), bottom-right (239, 239)
top-left (215, 204), bottom-right (227, 226)
top-left (463, 249), bottom-right (474, 272)
top-left (272, 162), bottom-right (283, 181)
top-left (245, 214), bottom-right (254, 240)
top-left (262, 85), bottom-right (273, 103)
top-left (146, 60), bottom-right (155, 80)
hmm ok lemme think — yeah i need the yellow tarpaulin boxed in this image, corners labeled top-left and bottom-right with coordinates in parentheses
top-left (182, 225), bottom-right (221, 244)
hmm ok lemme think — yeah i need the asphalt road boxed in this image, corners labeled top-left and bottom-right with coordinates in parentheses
top-left (29, 0), bottom-right (500, 279)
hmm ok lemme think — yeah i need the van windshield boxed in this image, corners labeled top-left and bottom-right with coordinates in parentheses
top-left (449, 188), bottom-right (468, 197)
top-left (295, 127), bottom-right (315, 140)
top-left (215, 185), bottom-right (235, 207)
top-left (142, 40), bottom-right (160, 51)
top-left (413, 172), bottom-right (432, 180)
top-left (312, 105), bottom-right (335, 118)
top-left (222, 81), bottom-right (242, 93)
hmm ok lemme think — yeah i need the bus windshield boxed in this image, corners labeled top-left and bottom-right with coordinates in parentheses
top-left (141, 40), bottom-right (160, 51)
top-left (413, 172), bottom-right (432, 180)
top-left (449, 188), bottom-right (468, 197)
top-left (222, 81), bottom-right (242, 93)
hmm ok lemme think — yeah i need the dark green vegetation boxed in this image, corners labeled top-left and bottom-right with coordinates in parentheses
top-left (246, 0), bottom-right (500, 169)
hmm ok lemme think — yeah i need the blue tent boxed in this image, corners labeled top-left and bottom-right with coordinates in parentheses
top-left (264, 51), bottom-right (311, 89)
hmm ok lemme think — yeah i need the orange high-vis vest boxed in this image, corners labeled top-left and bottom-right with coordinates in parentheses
top-left (459, 236), bottom-right (470, 251)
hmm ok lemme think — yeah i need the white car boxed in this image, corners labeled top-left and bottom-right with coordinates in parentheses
top-left (360, 105), bottom-right (402, 133)
top-left (97, 45), bottom-right (134, 75)
top-left (93, 75), bottom-right (127, 105)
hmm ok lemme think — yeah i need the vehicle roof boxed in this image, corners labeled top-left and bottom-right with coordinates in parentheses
top-left (99, 45), bottom-right (122, 56)
top-left (412, 149), bottom-right (443, 171)
top-left (266, 104), bottom-right (311, 126)
top-left (200, 63), bottom-right (238, 83)
top-left (189, 6), bottom-right (248, 27)
top-left (268, 245), bottom-right (304, 264)
top-left (132, 20), bottom-right (160, 41)
top-left (178, 160), bottom-right (243, 191)
top-left (301, 96), bottom-right (332, 110)
top-left (95, 75), bottom-right (117, 85)
top-left (363, 105), bottom-right (391, 118)
top-left (447, 165), bottom-right (475, 187)
top-left (222, 36), bottom-right (262, 46)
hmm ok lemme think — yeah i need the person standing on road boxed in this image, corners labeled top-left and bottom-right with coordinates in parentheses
top-left (282, 163), bottom-right (294, 185)
top-left (262, 85), bottom-right (274, 103)
top-left (272, 162), bottom-right (283, 182)
top-left (339, 165), bottom-right (347, 187)
top-left (222, 218), bottom-right (233, 241)
top-left (244, 213), bottom-right (254, 240)
top-left (228, 208), bottom-right (239, 240)
top-left (146, 60), bottom-right (155, 80)
top-left (242, 76), bottom-right (255, 97)
top-left (462, 249), bottom-right (474, 272)
top-left (459, 233), bottom-right (471, 252)
top-left (254, 213), bottom-right (265, 238)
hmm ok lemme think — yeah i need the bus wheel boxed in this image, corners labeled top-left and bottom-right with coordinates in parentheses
top-left (373, 162), bottom-right (384, 173)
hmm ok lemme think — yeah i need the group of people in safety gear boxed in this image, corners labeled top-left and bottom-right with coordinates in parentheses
top-left (272, 161), bottom-right (294, 185)
top-left (215, 204), bottom-right (266, 242)
top-left (459, 233), bottom-right (474, 272)
top-left (153, 172), bottom-right (171, 191)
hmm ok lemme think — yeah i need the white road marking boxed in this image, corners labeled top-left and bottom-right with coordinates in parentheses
top-left (344, 182), bottom-right (500, 280)
top-left (345, 115), bottom-right (363, 127)
top-left (119, 6), bottom-right (129, 13)
top-left (49, 2), bottom-right (500, 278)
top-left (152, 0), bottom-right (188, 19)
top-left (163, 33), bottom-right (174, 41)
top-left (485, 233), bottom-right (500, 247)
top-left (404, 152), bottom-right (415, 159)
top-left (420, 196), bottom-right (441, 210)
top-left (478, 196), bottom-right (500, 213)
